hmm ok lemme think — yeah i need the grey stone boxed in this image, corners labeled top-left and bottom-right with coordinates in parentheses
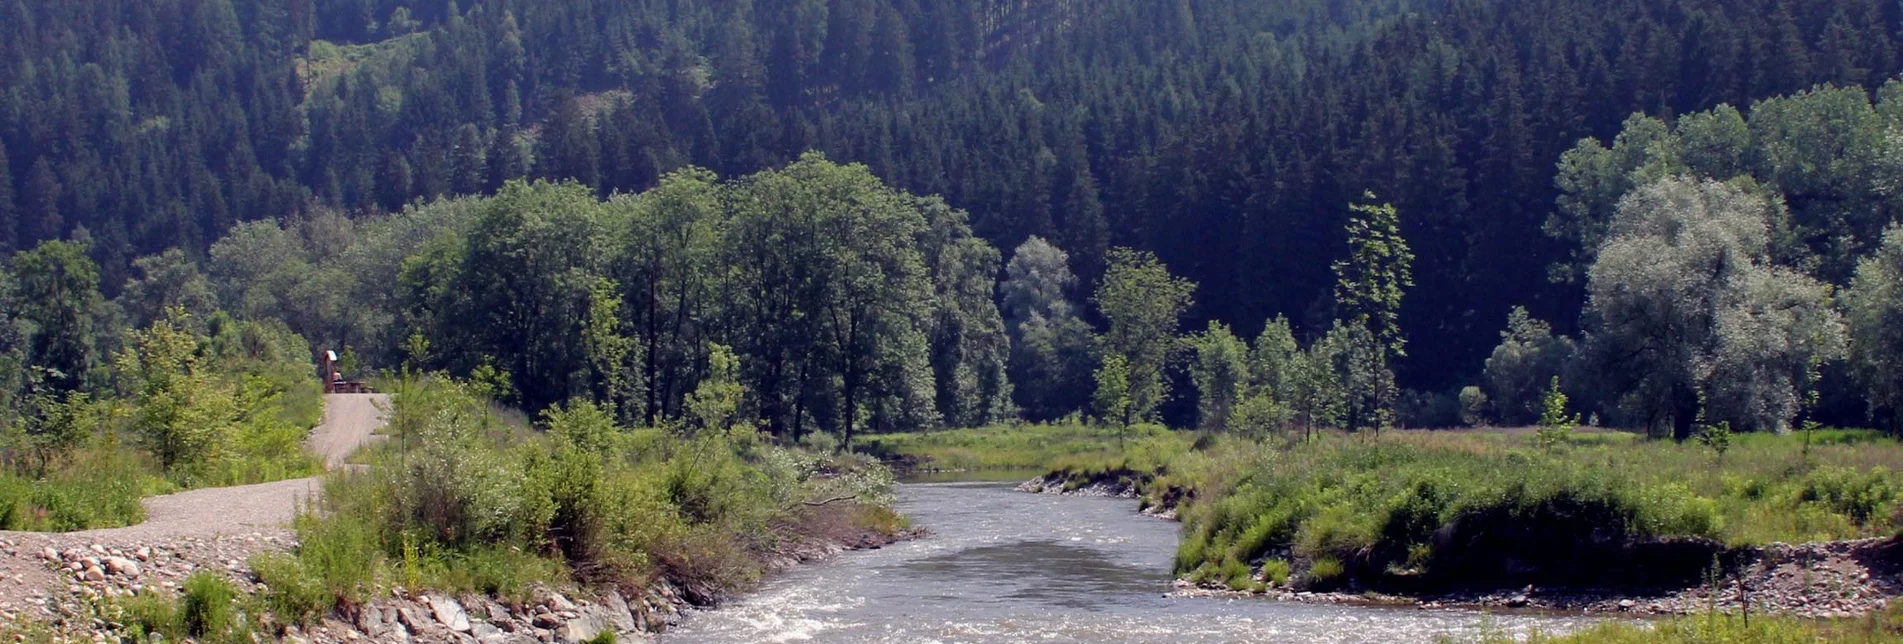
top-left (106, 557), bottom-right (140, 577)
top-left (359, 605), bottom-right (385, 631)
top-left (557, 613), bottom-right (608, 644)
top-left (431, 596), bottom-right (472, 632)
top-left (602, 591), bottom-right (638, 633)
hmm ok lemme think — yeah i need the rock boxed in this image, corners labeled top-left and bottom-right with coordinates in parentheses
top-left (1505, 595), bottom-right (1529, 608)
top-left (397, 606), bottom-right (433, 634)
top-left (546, 594), bottom-right (577, 612)
top-left (431, 596), bottom-right (472, 632)
top-left (88, 544), bottom-right (105, 556)
top-left (81, 568), bottom-right (105, 583)
top-left (105, 557), bottom-right (140, 577)
top-left (531, 613), bottom-right (563, 629)
top-left (602, 591), bottom-right (638, 633)
top-left (135, 547), bottom-right (151, 562)
top-left (556, 613), bottom-right (607, 644)
top-left (357, 605), bottom-right (384, 632)
top-left (40, 548), bottom-right (59, 562)
top-left (1618, 599), bottom-right (1636, 610)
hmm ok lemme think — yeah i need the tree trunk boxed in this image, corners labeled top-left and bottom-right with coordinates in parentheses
top-left (644, 271), bottom-right (660, 427)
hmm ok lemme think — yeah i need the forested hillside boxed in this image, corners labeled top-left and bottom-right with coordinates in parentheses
top-left (4, 0), bottom-right (1903, 432)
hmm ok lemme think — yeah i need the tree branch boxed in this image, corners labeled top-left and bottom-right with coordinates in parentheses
top-left (802, 495), bottom-right (857, 507)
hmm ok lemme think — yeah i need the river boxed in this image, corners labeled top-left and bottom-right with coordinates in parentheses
top-left (665, 481), bottom-right (1604, 643)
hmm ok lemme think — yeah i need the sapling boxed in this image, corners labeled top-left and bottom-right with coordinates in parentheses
top-left (1534, 377), bottom-right (1576, 450)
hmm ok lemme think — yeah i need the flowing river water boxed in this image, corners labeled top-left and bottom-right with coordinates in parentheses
top-left (665, 481), bottom-right (1606, 643)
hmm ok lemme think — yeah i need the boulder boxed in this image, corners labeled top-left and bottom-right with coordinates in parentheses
top-left (106, 557), bottom-right (140, 577)
top-left (602, 591), bottom-right (638, 633)
top-left (430, 596), bottom-right (472, 632)
top-left (556, 613), bottom-right (608, 644)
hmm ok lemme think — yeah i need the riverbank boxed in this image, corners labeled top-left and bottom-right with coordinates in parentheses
top-left (1171, 536), bottom-right (1901, 619)
top-left (1, 377), bottom-right (920, 643)
top-left (1005, 426), bottom-right (1903, 621)
top-left (0, 506), bottom-right (918, 643)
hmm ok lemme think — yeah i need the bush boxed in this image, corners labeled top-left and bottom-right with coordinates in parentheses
top-left (1261, 558), bottom-right (1292, 587)
top-left (0, 447), bottom-right (154, 531)
top-left (282, 374), bottom-right (903, 617)
top-left (181, 572), bottom-right (239, 640)
top-left (117, 590), bottom-right (183, 640)
top-left (1307, 557), bottom-right (1345, 590)
top-left (251, 553), bottom-right (327, 626)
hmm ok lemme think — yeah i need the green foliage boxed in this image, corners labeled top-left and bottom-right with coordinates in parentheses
top-left (1582, 178), bottom-right (1846, 436)
top-left (1698, 421), bottom-right (1735, 460)
top-left (117, 590), bottom-right (185, 641)
top-left (0, 447), bottom-right (153, 531)
top-left (1491, 607), bottom-right (1903, 643)
top-left (1172, 430), bottom-right (1903, 591)
top-left (859, 422), bottom-right (1184, 472)
top-left (1333, 193), bottom-right (1414, 358)
top-left (1458, 387), bottom-right (1489, 427)
top-left (1094, 354), bottom-right (1133, 432)
top-left (1317, 321), bottom-right (1397, 433)
top-left (1095, 248), bottom-right (1196, 426)
top-left (1261, 558), bottom-right (1292, 587)
top-left (180, 573), bottom-right (239, 640)
top-left (1483, 308), bottom-right (1576, 425)
top-left (250, 553), bottom-right (328, 626)
top-left (1189, 322), bottom-right (1250, 432)
top-left (1002, 237), bottom-right (1098, 422)
top-left (1248, 317), bottom-right (1303, 414)
top-left (286, 375), bottom-right (901, 616)
top-left (1535, 378), bottom-right (1578, 450)
top-left (686, 344), bottom-right (747, 437)
top-left (11, 240), bottom-right (102, 393)
top-left (1306, 557), bottom-right (1346, 590)
top-left (1230, 395), bottom-right (1291, 440)
top-left (113, 311), bottom-right (322, 487)
top-left (1846, 225), bottom-right (1903, 432)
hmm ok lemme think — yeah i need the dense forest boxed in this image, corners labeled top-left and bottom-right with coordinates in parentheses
top-left (3, 0), bottom-right (1903, 439)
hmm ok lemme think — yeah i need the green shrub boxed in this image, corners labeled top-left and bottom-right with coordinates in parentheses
top-left (0, 448), bottom-right (153, 531)
top-left (117, 590), bottom-right (183, 640)
top-left (286, 374), bottom-right (903, 614)
top-left (1799, 466), bottom-right (1899, 525)
top-left (1261, 558), bottom-right (1292, 587)
top-left (797, 431), bottom-right (840, 454)
top-left (251, 553), bottom-right (327, 626)
top-left (181, 572), bottom-right (238, 639)
top-left (1307, 557), bottom-right (1345, 590)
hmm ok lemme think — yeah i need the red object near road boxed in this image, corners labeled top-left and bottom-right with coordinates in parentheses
top-left (319, 349), bottom-right (375, 394)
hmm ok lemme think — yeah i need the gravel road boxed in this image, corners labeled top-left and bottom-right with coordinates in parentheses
top-left (307, 393), bottom-right (388, 469)
top-left (0, 394), bottom-right (389, 602)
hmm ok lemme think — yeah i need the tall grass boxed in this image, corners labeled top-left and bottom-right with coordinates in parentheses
top-left (0, 447), bottom-right (159, 531)
top-left (1174, 430), bottom-right (1903, 592)
top-left (1477, 606), bottom-right (1903, 643)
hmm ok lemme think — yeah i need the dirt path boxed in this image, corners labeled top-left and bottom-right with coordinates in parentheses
top-left (307, 393), bottom-right (389, 469)
top-left (0, 394), bottom-right (388, 605)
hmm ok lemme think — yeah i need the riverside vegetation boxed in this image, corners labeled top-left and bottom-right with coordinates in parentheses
top-left (9, 1), bottom-right (1903, 642)
top-left (3, 375), bottom-right (908, 643)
